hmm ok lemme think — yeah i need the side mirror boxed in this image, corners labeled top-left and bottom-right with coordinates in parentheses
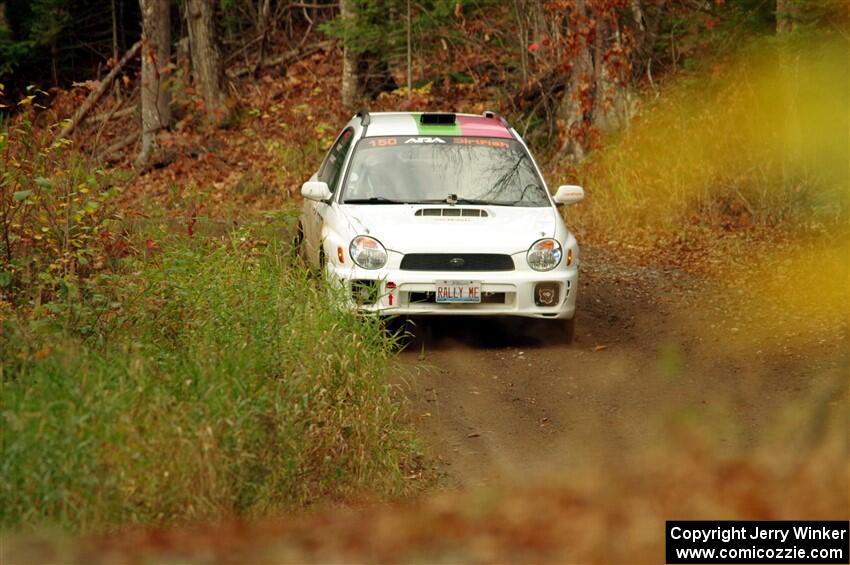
top-left (553, 184), bottom-right (585, 206)
top-left (301, 181), bottom-right (332, 202)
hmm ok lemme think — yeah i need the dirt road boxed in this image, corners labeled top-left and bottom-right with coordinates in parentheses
top-left (9, 245), bottom-right (845, 564)
top-left (399, 245), bottom-right (848, 487)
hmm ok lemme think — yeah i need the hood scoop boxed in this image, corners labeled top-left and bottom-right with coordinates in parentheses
top-left (415, 208), bottom-right (489, 218)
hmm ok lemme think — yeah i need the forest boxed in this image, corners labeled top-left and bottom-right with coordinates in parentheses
top-left (1, 0), bottom-right (848, 561)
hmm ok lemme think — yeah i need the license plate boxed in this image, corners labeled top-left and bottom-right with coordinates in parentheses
top-left (435, 280), bottom-right (481, 303)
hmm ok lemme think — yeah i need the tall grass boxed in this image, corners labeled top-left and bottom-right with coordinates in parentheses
top-left (569, 33), bottom-right (848, 240)
top-left (1, 221), bottom-right (417, 531)
top-left (562, 32), bottom-right (849, 349)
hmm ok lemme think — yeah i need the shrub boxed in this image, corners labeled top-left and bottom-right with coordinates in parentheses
top-left (0, 94), bottom-right (126, 307)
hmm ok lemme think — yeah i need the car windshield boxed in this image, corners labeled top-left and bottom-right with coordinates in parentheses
top-left (341, 136), bottom-right (551, 206)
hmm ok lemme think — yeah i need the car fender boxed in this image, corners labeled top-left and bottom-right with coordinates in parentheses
top-left (320, 207), bottom-right (353, 271)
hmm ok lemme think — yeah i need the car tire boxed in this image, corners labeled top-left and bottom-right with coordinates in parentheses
top-left (293, 222), bottom-right (304, 247)
top-left (294, 222), bottom-right (307, 263)
top-left (384, 315), bottom-right (408, 337)
top-left (384, 316), bottom-right (426, 350)
top-left (561, 316), bottom-right (576, 344)
top-left (318, 249), bottom-right (327, 278)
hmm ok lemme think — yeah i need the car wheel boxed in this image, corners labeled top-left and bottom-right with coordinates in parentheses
top-left (293, 221), bottom-right (304, 247)
top-left (294, 222), bottom-right (305, 260)
top-left (317, 249), bottom-right (326, 278)
top-left (561, 316), bottom-right (576, 344)
top-left (384, 316), bottom-right (425, 350)
top-left (384, 316), bottom-right (410, 341)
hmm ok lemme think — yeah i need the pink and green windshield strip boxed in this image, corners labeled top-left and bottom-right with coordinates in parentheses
top-left (412, 113), bottom-right (513, 138)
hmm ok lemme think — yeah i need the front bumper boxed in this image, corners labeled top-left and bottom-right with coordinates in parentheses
top-left (328, 263), bottom-right (579, 319)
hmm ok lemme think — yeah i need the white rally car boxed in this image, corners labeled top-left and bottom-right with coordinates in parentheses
top-left (297, 111), bottom-right (584, 339)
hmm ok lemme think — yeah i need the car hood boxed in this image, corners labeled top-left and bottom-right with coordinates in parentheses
top-left (340, 204), bottom-right (558, 254)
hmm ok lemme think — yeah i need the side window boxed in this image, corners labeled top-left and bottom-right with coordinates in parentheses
top-left (318, 128), bottom-right (354, 192)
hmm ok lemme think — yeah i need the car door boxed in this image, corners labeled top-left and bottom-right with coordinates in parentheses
top-left (306, 127), bottom-right (354, 267)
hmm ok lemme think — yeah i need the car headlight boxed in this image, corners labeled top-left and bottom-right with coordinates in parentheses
top-left (527, 238), bottom-right (562, 271)
top-left (349, 236), bottom-right (388, 269)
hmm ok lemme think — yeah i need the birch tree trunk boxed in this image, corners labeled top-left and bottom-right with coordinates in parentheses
top-left (340, 0), bottom-right (357, 110)
top-left (136, 0), bottom-right (171, 169)
top-left (186, 0), bottom-right (225, 120)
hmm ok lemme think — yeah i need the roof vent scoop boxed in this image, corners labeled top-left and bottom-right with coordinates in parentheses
top-left (420, 113), bottom-right (456, 125)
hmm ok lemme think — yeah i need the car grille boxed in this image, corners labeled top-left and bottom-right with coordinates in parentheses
top-left (400, 253), bottom-right (515, 271)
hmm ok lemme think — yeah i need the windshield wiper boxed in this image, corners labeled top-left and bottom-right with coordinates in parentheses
top-left (453, 198), bottom-right (506, 206)
top-left (344, 196), bottom-right (531, 206)
top-left (405, 197), bottom-right (503, 206)
top-left (409, 197), bottom-right (520, 206)
top-left (464, 199), bottom-right (539, 206)
top-left (344, 197), bottom-right (406, 204)
top-left (404, 198), bottom-right (452, 205)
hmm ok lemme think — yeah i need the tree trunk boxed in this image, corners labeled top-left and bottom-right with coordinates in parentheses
top-left (340, 0), bottom-right (357, 110)
top-left (255, 0), bottom-right (271, 76)
top-left (111, 0), bottom-right (121, 100)
top-left (557, 0), bottom-right (594, 161)
top-left (186, 0), bottom-right (226, 120)
top-left (513, 0), bottom-right (528, 83)
top-left (776, 0), bottom-right (801, 33)
top-left (776, 0), bottom-right (802, 194)
top-left (592, 18), bottom-right (631, 134)
top-left (556, 0), bottom-right (633, 161)
top-left (514, 0), bottom-right (548, 84)
top-left (527, 0), bottom-right (548, 44)
top-left (136, 0), bottom-right (171, 169)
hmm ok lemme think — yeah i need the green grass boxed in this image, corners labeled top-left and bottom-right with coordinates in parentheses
top-left (0, 217), bottom-right (418, 531)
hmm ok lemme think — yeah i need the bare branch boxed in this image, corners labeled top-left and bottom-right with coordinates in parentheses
top-left (54, 40), bottom-right (142, 142)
